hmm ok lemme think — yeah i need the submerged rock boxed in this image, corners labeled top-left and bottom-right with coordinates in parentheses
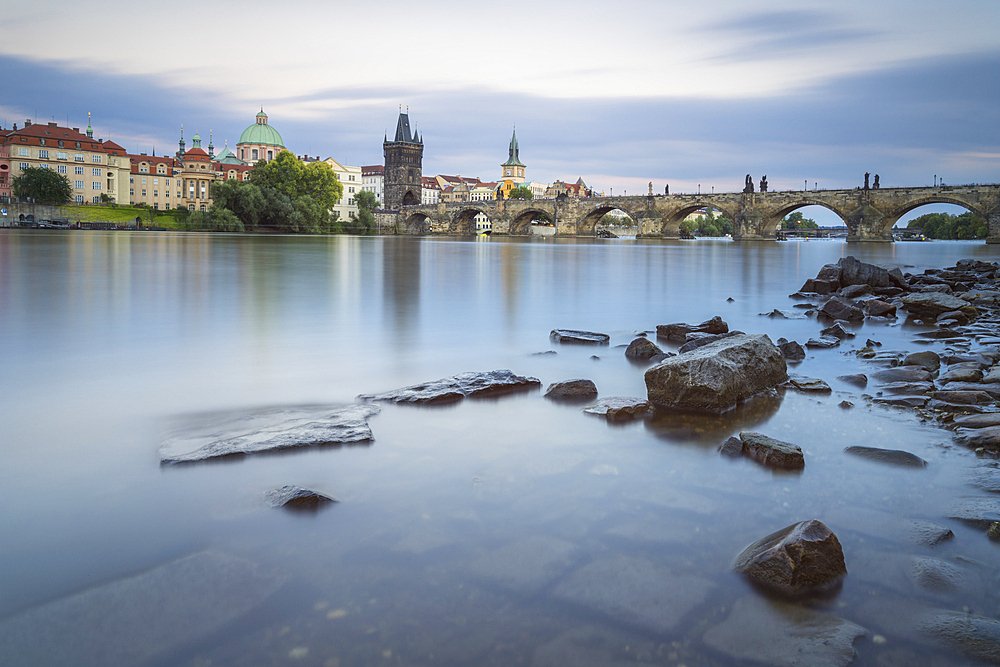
top-left (703, 596), bottom-right (865, 667)
top-left (954, 427), bottom-right (1000, 449)
top-left (624, 337), bottom-right (663, 360)
top-left (655, 316), bottom-right (728, 343)
top-left (359, 370), bottom-right (540, 405)
top-left (872, 367), bottom-right (933, 383)
top-left (583, 397), bottom-right (653, 421)
top-left (820, 322), bottom-right (855, 339)
top-left (265, 485), bottom-right (337, 511)
top-left (549, 329), bottom-right (610, 344)
top-left (917, 610), bottom-right (1000, 664)
top-left (844, 446), bottom-right (927, 468)
top-left (545, 378), bottom-right (598, 401)
top-left (734, 519), bottom-right (847, 597)
top-left (644, 334), bottom-right (787, 413)
top-left (159, 405), bottom-right (380, 465)
top-left (739, 431), bottom-right (805, 469)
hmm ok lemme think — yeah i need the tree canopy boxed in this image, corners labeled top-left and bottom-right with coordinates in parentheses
top-left (781, 211), bottom-right (818, 230)
top-left (209, 179), bottom-right (337, 233)
top-left (907, 211), bottom-right (986, 239)
top-left (680, 209), bottom-right (733, 237)
top-left (248, 151), bottom-right (343, 213)
top-left (11, 166), bottom-right (72, 203)
top-left (335, 189), bottom-right (379, 234)
top-left (507, 186), bottom-right (533, 200)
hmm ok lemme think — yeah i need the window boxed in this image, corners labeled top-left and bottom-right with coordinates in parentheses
top-left (141, 189), bottom-right (146, 196)
top-left (39, 139), bottom-right (45, 146)
top-left (75, 195), bottom-right (84, 203)
top-left (39, 164), bottom-right (49, 170)
top-left (92, 168), bottom-right (102, 176)
top-left (164, 204), bottom-right (170, 210)
top-left (153, 178), bottom-right (158, 185)
top-left (57, 152), bottom-right (67, 160)
top-left (75, 166), bottom-right (84, 175)
top-left (200, 204), bottom-right (206, 212)
top-left (92, 182), bottom-right (101, 190)
top-left (58, 141), bottom-right (64, 148)
top-left (349, 187), bottom-right (354, 193)
top-left (188, 204), bottom-right (194, 210)
top-left (139, 165), bottom-right (148, 173)
top-left (75, 154), bottom-right (84, 162)
top-left (92, 155), bottom-right (102, 163)
top-left (348, 198), bottom-right (354, 205)
top-left (267, 150), bottom-right (273, 160)
top-left (141, 177), bottom-right (146, 184)
top-left (92, 196), bottom-right (100, 203)
top-left (165, 191), bottom-right (169, 198)
top-left (57, 165), bottom-right (67, 174)
top-left (153, 203), bottom-right (158, 210)
top-left (153, 190), bottom-right (158, 197)
top-left (18, 148), bottom-right (29, 157)
top-left (130, 188), bottom-right (134, 196)
top-left (75, 181), bottom-right (85, 189)
top-left (165, 179), bottom-right (170, 186)
top-left (251, 149), bottom-right (258, 160)
top-left (38, 150), bottom-right (49, 159)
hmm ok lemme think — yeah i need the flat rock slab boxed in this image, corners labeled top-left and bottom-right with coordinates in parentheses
top-left (825, 505), bottom-right (953, 547)
top-left (583, 397), bottom-right (653, 421)
top-left (932, 390), bottom-right (995, 405)
top-left (703, 595), bottom-right (865, 667)
top-left (552, 555), bottom-right (715, 633)
top-left (0, 551), bottom-right (284, 667)
top-left (467, 536), bottom-right (578, 594)
top-left (873, 367), bottom-right (933, 383)
top-left (655, 316), bottom-right (728, 343)
top-left (265, 485), bottom-right (337, 511)
top-left (806, 335), bottom-right (841, 348)
top-left (159, 404), bottom-right (379, 464)
top-left (836, 373), bottom-right (868, 388)
top-left (878, 381), bottom-right (934, 394)
top-left (844, 445), bottom-right (928, 468)
top-left (739, 431), bottom-right (805, 470)
top-left (954, 427), bottom-right (1000, 449)
top-left (550, 329), bottom-right (610, 345)
top-left (874, 395), bottom-right (930, 408)
top-left (359, 369), bottom-right (541, 405)
top-left (783, 375), bottom-right (832, 394)
top-left (917, 610), bottom-right (1000, 665)
top-left (948, 497), bottom-right (1000, 528)
top-left (902, 292), bottom-right (970, 318)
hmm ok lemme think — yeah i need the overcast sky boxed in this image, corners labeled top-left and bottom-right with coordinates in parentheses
top-left (3, 0), bottom-right (998, 219)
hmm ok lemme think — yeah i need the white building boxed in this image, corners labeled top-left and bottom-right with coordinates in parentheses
top-left (421, 176), bottom-right (440, 205)
top-left (299, 155), bottom-right (362, 220)
top-left (361, 165), bottom-right (384, 207)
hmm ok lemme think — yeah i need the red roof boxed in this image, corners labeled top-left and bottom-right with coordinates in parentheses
top-left (184, 148), bottom-right (210, 159)
top-left (362, 165), bottom-right (383, 176)
top-left (1, 121), bottom-right (103, 152)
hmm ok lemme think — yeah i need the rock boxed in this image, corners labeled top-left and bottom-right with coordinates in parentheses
top-left (0, 551), bottom-right (284, 667)
top-left (866, 338), bottom-right (882, 347)
top-left (872, 367), bottom-right (933, 383)
top-left (953, 413), bottom-right (1000, 429)
top-left (733, 519), bottom-right (846, 596)
top-left (936, 382), bottom-right (1000, 399)
top-left (938, 309), bottom-right (970, 325)
top-left (549, 329), bottom-right (610, 345)
top-left (917, 610), bottom-right (1000, 664)
top-left (902, 292), bottom-right (970, 319)
top-left (719, 436), bottom-right (744, 457)
top-left (857, 346), bottom-right (876, 358)
top-left (944, 352), bottom-right (996, 366)
top-left (544, 378), bottom-right (598, 401)
top-left (806, 335), bottom-right (841, 348)
top-left (727, 296), bottom-right (735, 302)
top-left (739, 431), bottom-right (805, 469)
top-left (914, 327), bottom-right (964, 339)
top-left (778, 339), bottom-right (806, 361)
top-left (532, 350), bottom-right (557, 356)
top-left (159, 405), bottom-right (380, 465)
top-left (865, 299), bottom-right (897, 317)
top-left (467, 536), bottom-right (578, 593)
top-left (655, 316), bottom-right (728, 343)
top-left (825, 505), bottom-right (953, 547)
top-left (928, 400), bottom-right (995, 414)
top-left (677, 330), bottom-right (742, 353)
top-left (819, 297), bottom-right (864, 322)
top-left (820, 322), bottom-right (855, 339)
top-left (703, 596), bottom-right (865, 667)
top-left (839, 255), bottom-right (906, 289)
top-left (359, 370), bottom-right (541, 404)
top-left (623, 337), bottom-right (663, 360)
top-left (837, 373), bottom-right (868, 388)
top-left (552, 555), bottom-right (715, 633)
top-left (932, 390), bottom-right (994, 405)
top-left (948, 496), bottom-right (1000, 528)
top-left (843, 446), bottom-right (927, 467)
top-left (902, 350), bottom-right (941, 372)
top-left (909, 557), bottom-right (976, 595)
top-left (840, 284), bottom-right (874, 298)
top-left (644, 334), bottom-right (788, 413)
top-left (801, 278), bottom-right (839, 294)
top-left (839, 400), bottom-right (854, 409)
top-left (783, 375), bottom-right (832, 394)
top-left (265, 485), bottom-right (336, 511)
top-left (874, 395), bottom-right (930, 408)
top-left (583, 397), bottom-right (653, 421)
top-left (938, 366), bottom-right (984, 383)
top-left (954, 427), bottom-right (1000, 449)
top-left (878, 381), bottom-right (934, 394)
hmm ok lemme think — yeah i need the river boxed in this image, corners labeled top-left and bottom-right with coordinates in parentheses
top-left (0, 231), bottom-right (998, 666)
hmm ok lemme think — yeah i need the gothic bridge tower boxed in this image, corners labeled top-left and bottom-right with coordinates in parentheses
top-left (383, 109), bottom-right (423, 209)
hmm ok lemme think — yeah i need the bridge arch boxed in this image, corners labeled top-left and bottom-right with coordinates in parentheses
top-left (576, 203), bottom-right (644, 236)
top-left (655, 200), bottom-right (738, 236)
top-left (765, 200), bottom-right (849, 236)
top-left (451, 206), bottom-right (490, 235)
top-left (403, 212), bottom-right (431, 234)
top-left (509, 208), bottom-right (553, 235)
top-left (878, 196), bottom-right (990, 236)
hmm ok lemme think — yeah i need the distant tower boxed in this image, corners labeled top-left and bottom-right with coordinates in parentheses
top-left (86, 112), bottom-right (93, 139)
top-left (192, 130), bottom-right (202, 149)
top-left (177, 124), bottom-right (186, 159)
top-left (501, 127), bottom-right (525, 183)
top-left (383, 108), bottom-right (423, 209)
top-left (208, 131), bottom-right (215, 159)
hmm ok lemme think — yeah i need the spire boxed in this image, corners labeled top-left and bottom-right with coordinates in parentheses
top-left (501, 125), bottom-right (525, 168)
top-left (178, 124), bottom-right (185, 156)
top-left (192, 130), bottom-right (201, 149)
top-left (394, 111), bottom-right (413, 143)
top-left (208, 130), bottom-right (214, 159)
top-left (86, 112), bottom-right (93, 138)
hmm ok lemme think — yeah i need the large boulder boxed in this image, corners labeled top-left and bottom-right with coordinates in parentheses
top-left (838, 255), bottom-right (906, 289)
top-left (655, 316), bottom-right (728, 343)
top-left (644, 334), bottom-right (788, 413)
top-left (734, 519), bottom-right (847, 597)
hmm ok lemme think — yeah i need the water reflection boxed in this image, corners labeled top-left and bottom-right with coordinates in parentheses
top-left (644, 390), bottom-right (784, 443)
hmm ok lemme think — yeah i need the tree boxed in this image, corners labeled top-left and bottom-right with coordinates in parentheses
top-left (907, 211), bottom-right (986, 239)
top-left (685, 209), bottom-right (734, 237)
top-left (210, 180), bottom-right (267, 230)
top-left (508, 186), bottom-right (533, 200)
top-left (249, 151), bottom-right (343, 213)
top-left (100, 193), bottom-right (116, 205)
top-left (11, 166), bottom-right (72, 203)
top-left (781, 211), bottom-right (818, 230)
top-left (337, 189), bottom-right (379, 234)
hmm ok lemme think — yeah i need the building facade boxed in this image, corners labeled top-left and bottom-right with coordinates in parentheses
top-left (361, 165), bottom-right (384, 206)
top-left (236, 110), bottom-right (285, 164)
top-left (383, 110), bottom-right (423, 209)
top-left (300, 155), bottom-right (362, 220)
top-left (421, 176), bottom-right (440, 205)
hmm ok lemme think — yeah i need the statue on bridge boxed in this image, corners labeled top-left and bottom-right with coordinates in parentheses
top-left (649, 182), bottom-right (653, 196)
top-left (743, 174), bottom-right (754, 194)
top-left (864, 172), bottom-right (870, 190)
top-left (760, 175), bottom-right (768, 192)
top-left (873, 174), bottom-right (880, 189)
top-left (664, 184), bottom-right (669, 195)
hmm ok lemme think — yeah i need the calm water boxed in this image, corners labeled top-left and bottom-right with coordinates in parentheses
top-left (1, 231), bottom-right (998, 666)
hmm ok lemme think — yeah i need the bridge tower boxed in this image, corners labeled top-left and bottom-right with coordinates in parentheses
top-left (383, 109), bottom-right (423, 210)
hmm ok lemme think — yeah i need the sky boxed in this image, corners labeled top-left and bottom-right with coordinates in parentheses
top-left (2, 0), bottom-right (998, 224)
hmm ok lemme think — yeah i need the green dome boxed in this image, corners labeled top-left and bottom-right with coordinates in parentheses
top-left (238, 111), bottom-right (284, 147)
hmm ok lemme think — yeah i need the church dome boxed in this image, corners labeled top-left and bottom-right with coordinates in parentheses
top-left (237, 110), bottom-right (284, 147)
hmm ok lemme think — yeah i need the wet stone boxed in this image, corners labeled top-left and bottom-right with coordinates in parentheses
top-left (873, 367), bottom-right (933, 383)
top-left (909, 556), bottom-right (977, 595)
top-left (820, 322), bottom-right (855, 339)
top-left (739, 431), bottom-right (805, 470)
top-left (544, 378), bottom-right (598, 401)
top-left (359, 369), bottom-right (541, 404)
top-left (677, 330), bottom-right (741, 353)
top-left (778, 339), bottom-right (806, 361)
top-left (844, 446), bottom-right (928, 468)
top-left (623, 337), bottom-right (663, 360)
top-left (938, 367), bottom-right (985, 385)
top-left (903, 350), bottom-right (941, 372)
top-left (953, 413), bottom-right (1000, 429)
top-left (265, 485), bottom-right (337, 511)
top-left (874, 395), bottom-right (930, 408)
top-left (825, 505), bottom-right (954, 547)
top-left (703, 596), bottom-right (865, 667)
top-left (806, 334), bottom-right (841, 348)
top-left (948, 497), bottom-right (1000, 528)
top-left (734, 519), bottom-right (846, 597)
top-left (917, 610), bottom-right (1000, 665)
top-left (837, 373), bottom-right (868, 388)
top-left (583, 397), bottom-right (653, 422)
top-left (932, 390), bottom-right (994, 405)
top-left (783, 374), bottom-right (832, 393)
top-left (877, 381), bottom-right (933, 394)
top-left (655, 315), bottom-right (728, 343)
top-left (549, 329), bottom-right (610, 344)
top-left (551, 555), bottom-right (715, 633)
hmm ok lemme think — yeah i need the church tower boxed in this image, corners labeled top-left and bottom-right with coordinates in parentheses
top-left (383, 108), bottom-right (423, 209)
top-left (500, 127), bottom-right (525, 183)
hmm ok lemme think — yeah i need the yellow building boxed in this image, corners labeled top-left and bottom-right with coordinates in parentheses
top-left (497, 128), bottom-right (526, 199)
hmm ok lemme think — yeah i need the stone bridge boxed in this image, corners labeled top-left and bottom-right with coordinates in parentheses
top-left (392, 184), bottom-right (1000, 242)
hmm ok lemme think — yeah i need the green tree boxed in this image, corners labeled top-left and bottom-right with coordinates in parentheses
top-left (351, 189), bottom-right (380, 234)
top-left (11, 166), bottom-right (72, 203)
top-left (249, 151), bottom-right (343, 213)
top-left (686, 209), bottom-right (733, 237)
top-left (507, 186), bottom-right (533, 200)
top-left (908, 211), bottom-right (986, 239)
top-left (210, 180), bottom-right (267, 230)
top-left (781, 211), bottom-right (818, 230)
